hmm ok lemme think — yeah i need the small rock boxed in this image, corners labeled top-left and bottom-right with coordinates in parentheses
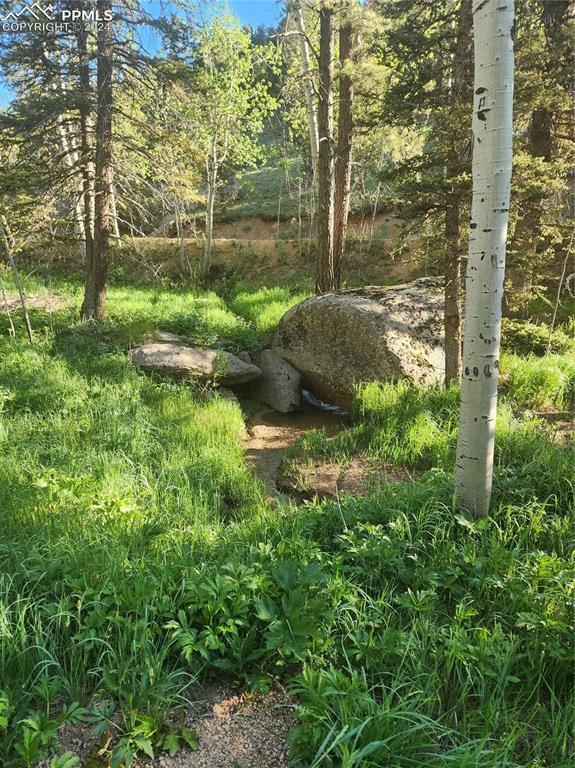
top-left (237, 350), bottom-right (253, 364)
top-left (253, 349), bottom-right (301, 413)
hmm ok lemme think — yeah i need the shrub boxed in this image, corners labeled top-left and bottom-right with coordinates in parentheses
top-left (502, 318), bottom-right (573, 356)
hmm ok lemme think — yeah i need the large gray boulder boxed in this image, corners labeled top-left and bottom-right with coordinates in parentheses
top-left (253, 349), bottom-right (301, 413)
top-left (273, 278), bottom-right (445, 407)
top-left (130, 339), bottom-right (262, 386)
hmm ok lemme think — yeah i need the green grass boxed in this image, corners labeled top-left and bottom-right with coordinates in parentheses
top-left (229, 284), bottom-right (310, 336)
top-left (501, 351), bottom-right (575, 410)
top-left (224, 163), bottom-right (302, 221)
top-left (0, 284), bottom-right (573, 767)
top-left (502, 318), bottom-right (575, 357)
top-left (0, 279), bottom-right (260, 353)
top-left (222, 156), bottom-right (385, 223)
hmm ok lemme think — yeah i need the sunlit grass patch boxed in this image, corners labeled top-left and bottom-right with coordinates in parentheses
top-left (229, 284), bottom-right (310, 335)
top-left (500, 351), bottom-right (575, 410)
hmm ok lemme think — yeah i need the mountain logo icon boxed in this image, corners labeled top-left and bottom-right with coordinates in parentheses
top-left (1, 3), bottom-right (54, 21)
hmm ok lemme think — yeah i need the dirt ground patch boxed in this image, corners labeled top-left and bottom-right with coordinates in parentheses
top-left (279, 456), bottom-right (419, 500)
top-left (39, 683), bottom-right (295, 768)
top-left (18, 214), bottom-right (428, 289)
top-left (243, 405), bottom-right (347, 500)
top-left (0, 292), bottom-right (65, 313)
top-left (531, 409), bottom-right (574, 443)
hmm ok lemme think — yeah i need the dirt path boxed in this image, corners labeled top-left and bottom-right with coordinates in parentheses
top-left (243, 404), bottom-right (348, 500)
top-left (243, 400), bottom-right (418, 502)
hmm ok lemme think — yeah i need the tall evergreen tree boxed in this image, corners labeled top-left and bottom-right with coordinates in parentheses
top-left (82, 0), bottom-right (114, 321)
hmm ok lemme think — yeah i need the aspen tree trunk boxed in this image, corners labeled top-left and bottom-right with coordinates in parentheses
top-left (444, 0), bottom-right (472, 385)
top-left (333, 14), bottom-right (354, 290)
top-left (455, 0), bottom-right (515, 517)
top-left (290, 0), bottom-right (320, 181)
top-left (82, 0), bottom-right (113, 322)
top-left (44, 47), bottom-right (89, 263)
top-left (315, 3), bottom-right (335, 294)
top-left (47, 53), bottom-right (88, 264)
top-left (203, 139), bottom-right (218, 274)
top-left (174, 197), bottom-right (186, 269)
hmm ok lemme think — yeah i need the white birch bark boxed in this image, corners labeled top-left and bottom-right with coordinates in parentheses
top-left (455, 0), bottom-right (515, 516)
top-left (290, 1), bottom-right (320, 180)
top-left (203, 140), bottom-right (217, 273)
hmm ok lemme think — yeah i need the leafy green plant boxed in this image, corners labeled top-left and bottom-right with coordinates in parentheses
top-left (502, 318), bottom-right (573, 356)
top-left (0, 281), bottom-right (573, 768)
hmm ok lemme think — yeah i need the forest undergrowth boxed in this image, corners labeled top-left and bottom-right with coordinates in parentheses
top-left (0, 281), bottom-right (573, 767)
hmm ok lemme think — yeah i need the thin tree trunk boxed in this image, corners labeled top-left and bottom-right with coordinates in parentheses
top-left (203, 141), bottom-right (217, 274)
top-left (297, 175), bottom-right (303, 257)
top-left (82, 0), bottom-right (113, 322)
top-left (455, 0), bottom-right (515, 517)
top-left (110, 181), bottom-right (121, 243)
top-left (76, 22), bottom-right (95, 286)
top-left (367, 161), bottom-right (383, 255)
top-left (0, 274), bottom-right (16, 337)
top-left (276, 178), bottom-right (282, 244)
top-left (0, 214), bottom-right (33, 343)
top-left (290, 0), bottom-right (320, 181)
top-left (57, 120), bottom-right (88, 263)
top-left (333, 13), bottom-right (354, 289)
top-left (46, 46), bottom-right (88, 263)
top-left (175, 197), bottom-right (186, 269)
top-left (315, 4), bottom-right (335, 294)
top-left (54, 103), bottom-right (87, 262)
top-left (444, 0), bottom-right (472, 385)
top-left (547, 247), bottom-right (571, 355)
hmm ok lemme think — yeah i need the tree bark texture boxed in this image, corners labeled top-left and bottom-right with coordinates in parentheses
top-left (315, 4), bottom-right (336, 294)
top-left (290, 0), bottom-right (320, 180)
top-left (76, 21), bottom-right (95, 268)
top-left (455, 0), bottom-right (515, 517)
top-left (82, 0), bottom-right (113, 321)
top-left (203, 138), bottom-right (218, 274)
top-left (444, 0), bottom-right (472, 385)
top-left (333, 15), bottom-right (354, 290)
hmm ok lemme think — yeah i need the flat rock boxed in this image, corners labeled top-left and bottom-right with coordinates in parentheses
top-left (129, 341), bottom-right (262, 386)
top-left (253, 349), bottom-right (301, 413)
top-left (273, 277), bottom-right (445, 407)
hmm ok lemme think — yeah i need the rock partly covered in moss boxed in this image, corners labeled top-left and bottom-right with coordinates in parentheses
top-left (273, 278), bottom-right (445, 407)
